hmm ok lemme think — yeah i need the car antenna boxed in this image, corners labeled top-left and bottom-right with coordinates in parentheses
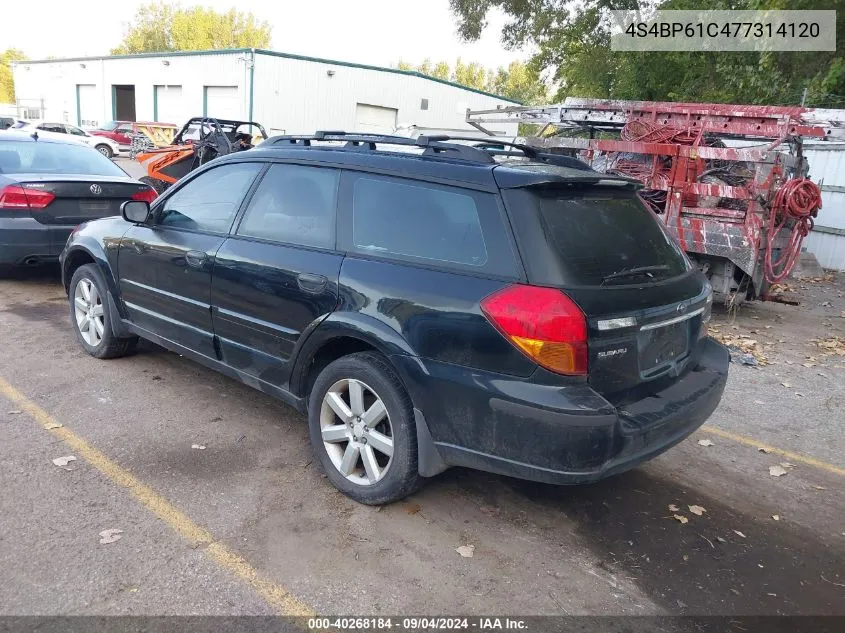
top-left (31, 131), bottom-right (38, 141)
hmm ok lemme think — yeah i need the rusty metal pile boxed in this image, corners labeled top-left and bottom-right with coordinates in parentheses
top-left (467, 99), bottom-right (845, 302)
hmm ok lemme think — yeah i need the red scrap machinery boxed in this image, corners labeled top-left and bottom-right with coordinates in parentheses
top-left (466, 99), bottom-right (845, 302)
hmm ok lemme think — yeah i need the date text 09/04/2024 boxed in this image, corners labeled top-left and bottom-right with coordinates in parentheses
top-left (307, 618), bottom-right (528, 630)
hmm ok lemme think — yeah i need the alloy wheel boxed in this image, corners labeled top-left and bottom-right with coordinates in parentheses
top-left (320, 378), bottom-right (394, 486)
top-left (74, 278), bottom-right (105, 347)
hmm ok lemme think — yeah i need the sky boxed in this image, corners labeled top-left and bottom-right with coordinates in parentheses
top-left (1, 0), bottom-right (529, 70)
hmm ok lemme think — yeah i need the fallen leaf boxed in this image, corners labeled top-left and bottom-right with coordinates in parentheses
top-left (688, 505), bottom-right (706, 516)
top-left (683, 554), bottom-right (689, 561)
top-left (802, 362), bottom-right (816, 368)
top-left (375, 506), bottom-right (383, 512)
top-left (44, 422), bottom-right (63, 429)
top-left (780, 382), bottom-right (792, 388)
top-left (734, 530), bottom-right (746, 538)
top-left (758, 447), bottom-right (771, 453)
top-left (404, 503), bottom-right (422, 515)
top-left (697, 439), bottom-right (715, 447)
top-left (99, 529), bottom-right (123, 544)
top-left (716, 536), bottom-right (726, 543)
top-left (673, 514), bottom-right (689, 524)
top-left (769, 465), bottom-right (788, 477)
top-left (754, 400), bottom-right (765, 405)
top-left (795, 392), bottom-right (805, 397)
top-left (780, 462), bottom-right (796, 469)
top-left (455, 545), bottom-right (475, 558)
top-left (730, 588), bottom-right (740, 595)
top-left (772, 515), bottom-right (780, 521)
top-left (52, 456), bottom-right (76, 467)
top-left (191, 444), bottom-right (206, 450)
top-left (7, 410), bottom-right (22, 415)
top-left (668, 504), bottom-right (680, 512)
top-left (812, 485), bottom-right (827, 490)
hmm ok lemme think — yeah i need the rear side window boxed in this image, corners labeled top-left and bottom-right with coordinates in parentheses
top-left (237, 164), bottom-right (339, 249)
top-left (504, 187), bottom-right (689, 286)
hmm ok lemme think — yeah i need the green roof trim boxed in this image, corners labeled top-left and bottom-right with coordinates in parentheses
top-left (14, 48), bottom-right (522, 105)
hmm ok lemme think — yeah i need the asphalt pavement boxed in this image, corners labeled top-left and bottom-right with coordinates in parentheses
top-left (0, 263), bottom-right (843, 618)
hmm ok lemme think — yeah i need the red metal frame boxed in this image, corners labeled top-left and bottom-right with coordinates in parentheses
top-left (467, 99), bottom-right (838, 298)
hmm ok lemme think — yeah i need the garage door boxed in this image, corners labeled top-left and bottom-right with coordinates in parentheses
top-left (204, 86), bottom-right (240, 120)
top-left (154, 85), bottom-right (183, 125)
top-left (76, 84), bottom-right (99, 128)
top-left (355, 104), bottom-right (398, 134)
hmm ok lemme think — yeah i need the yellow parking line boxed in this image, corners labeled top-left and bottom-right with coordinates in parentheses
top-left (700, 424), bottom-right (845, 477)
top-left (0, 377), bottom-right (316, 617)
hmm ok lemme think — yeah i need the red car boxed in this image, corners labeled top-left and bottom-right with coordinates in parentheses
top-left (88, 121), bottom-right (177, 149)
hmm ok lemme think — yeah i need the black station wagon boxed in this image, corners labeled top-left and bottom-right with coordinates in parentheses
top-left (60, 132), bottom-right (729, 504)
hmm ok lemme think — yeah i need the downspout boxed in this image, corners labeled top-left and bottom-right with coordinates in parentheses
top-left (248, 48), bottom-right (255, 123)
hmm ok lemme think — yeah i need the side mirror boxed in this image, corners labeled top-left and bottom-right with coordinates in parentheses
top-left (121, 200), bottom-right (150, 223)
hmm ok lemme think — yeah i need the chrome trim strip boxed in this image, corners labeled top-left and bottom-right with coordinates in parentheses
top-left (639, 307), bottom-right (705, 331)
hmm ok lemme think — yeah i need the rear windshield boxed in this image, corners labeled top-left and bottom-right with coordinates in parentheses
top-left (505, 187), bottom-right (690, 286)
top-left (0, 140), bottom-right (126, 177)
top-left (100, 121), bottom-right (120, 131)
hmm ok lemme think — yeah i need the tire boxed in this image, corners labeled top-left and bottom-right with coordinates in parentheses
top-left (308, 352), bottom-right (422, 505)
top-left (95, 144), bottom-right (114, 159)
top-left (69, 264), bottom-right (137, 359)
top-left (139, 176), bottom-right (170, 195)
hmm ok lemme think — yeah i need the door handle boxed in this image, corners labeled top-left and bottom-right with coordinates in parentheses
top-left (185, 250), bottom-right (208, 269)
top-left (297, 273), bottom-right (328, 293)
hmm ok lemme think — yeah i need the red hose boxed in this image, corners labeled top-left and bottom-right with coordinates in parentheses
top-left (764, 178), bottom-right (822, 284)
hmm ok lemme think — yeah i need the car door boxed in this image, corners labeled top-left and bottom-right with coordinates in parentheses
top-left (114, 124), bottom-right (133, 146)
top-left (210, 163), bottom-right (343, 386)
top-left (118, 161), bottom-right (264, 358)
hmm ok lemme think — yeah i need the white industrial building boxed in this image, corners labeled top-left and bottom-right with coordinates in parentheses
top-left (11, 48), bottom-right (519, 137)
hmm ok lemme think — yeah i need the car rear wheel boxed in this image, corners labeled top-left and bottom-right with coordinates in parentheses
top-left (95, 144), bottom-right (114, 159)
top-left (69, 264), bottom-right (137, 359)
top-left (308, 352), bottom-right (422, 505)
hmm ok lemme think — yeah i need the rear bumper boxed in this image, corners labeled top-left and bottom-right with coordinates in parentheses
top-left (395, 337), bottom-right (729, 484)
top-left (0, 218), bottom-right (72, 265)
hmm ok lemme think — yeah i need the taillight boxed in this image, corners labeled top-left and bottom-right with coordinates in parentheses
top-left (481, 284), bottom-right (589, 376)
top-left (0, 184), bottom-right (55, 209)
top-left (132, 187), bottom-right (158, 203)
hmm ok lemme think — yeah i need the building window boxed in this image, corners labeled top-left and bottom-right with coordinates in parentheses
top-left (420, 98), bottom-right (429, 111)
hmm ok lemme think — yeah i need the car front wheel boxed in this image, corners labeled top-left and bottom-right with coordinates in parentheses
top-left (95, 144), bottom-right (114, 158)
top-left (69, 264), bottom-right (137, 359)
top-left (308, 352), bottom-right (422, 505)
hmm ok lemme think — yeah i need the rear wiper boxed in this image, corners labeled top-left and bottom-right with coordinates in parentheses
top-left (602, 264), bottom-right (670, 284)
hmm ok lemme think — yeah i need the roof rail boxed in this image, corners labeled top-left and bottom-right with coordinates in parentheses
top-left (264, 131), bottom-right (496, 163)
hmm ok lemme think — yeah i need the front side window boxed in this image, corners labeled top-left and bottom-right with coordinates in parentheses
top-left (66, 125), bottom-right (87, 136)
top-left (351, 176), bottom-right (489, 268)
top-left (158, 162), bottom-right (263, 233)
top-left (237, 164), bottom-right (338, 249)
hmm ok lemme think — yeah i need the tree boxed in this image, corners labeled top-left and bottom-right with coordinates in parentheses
top-left (396, 58), bottom-right (548, 104)
top-left (0, 49), bottom-right (27, 103)
top-left (112, 2), bottom-right (271, 54)
top-left (449, 0), bottom-right (845, 107)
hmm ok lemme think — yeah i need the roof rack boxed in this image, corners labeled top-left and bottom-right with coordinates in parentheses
top-left (262, 131), bottom-right (606, 172)
top-left (265, 131), bottom-right (497, 163)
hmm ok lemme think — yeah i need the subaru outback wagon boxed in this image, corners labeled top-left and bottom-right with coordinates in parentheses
top-left (61, 132), bottom-right (729, 505)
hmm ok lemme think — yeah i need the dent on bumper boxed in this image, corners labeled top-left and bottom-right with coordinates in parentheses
top-left (398, 337), bottom-right (729, 484)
